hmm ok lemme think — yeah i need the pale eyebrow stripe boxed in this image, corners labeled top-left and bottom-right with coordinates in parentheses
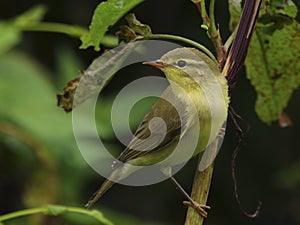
top-left (184, 59), bottom-right (206, 65)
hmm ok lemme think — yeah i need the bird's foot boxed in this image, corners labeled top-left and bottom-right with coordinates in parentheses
top-left (183, 200), bottom-right (211, 218)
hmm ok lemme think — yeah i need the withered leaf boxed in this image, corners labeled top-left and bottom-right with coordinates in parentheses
top-left (116, 13), bottom-right (152, 43)
top-left (57, 42), bottom-right (139, 112)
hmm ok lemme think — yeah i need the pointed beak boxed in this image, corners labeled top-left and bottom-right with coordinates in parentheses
top-left (143, 60), bottom-right (167, 68)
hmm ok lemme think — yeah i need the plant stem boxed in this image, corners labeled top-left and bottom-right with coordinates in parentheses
top-left (200, 0), bottom-right (210, 26)
top-left (0, 208), bottom-right (43, 221)
top-left (209, 0), bottom-right (216, 34)
top-left (0, 205), bottom-right (113, 225)
top-left (190, 0), bottom-right (209, 26)
top-left (184, 162), bottom-right (214, 225)
top-left (16, 22), bottom-right (88, 38)
top-left (208, 0), bottom-right (227, 67)
top-left (192, 0), bottom-right (226, 67)
top-left (185, 0), bottom-right (263, 224)
top-left (184, 126), bottom-right (224, 225)
top-left (148, 33), bottom-right (217, 62)
top-left (13, 22), bottom-right (118, 47)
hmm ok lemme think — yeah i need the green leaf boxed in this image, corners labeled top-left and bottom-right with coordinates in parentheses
top-left (232, 0), bottom-right (300, 124)
top-left (0, 22), bottom-right (21, 54)
top-left (0, 50), bottom-right (93, 209)
top-left (0, 51), bottom-right (75, 149)
top-left (13, 5), bottom-right (47, 26)
top-left (245, 20), bottom-right (300, 124)
top-left (80, 0), bottom-right (144, 51)
top-left (0, 5), bottom-right (46, 54)
top-left (266, 0), bottom-right (298, 18)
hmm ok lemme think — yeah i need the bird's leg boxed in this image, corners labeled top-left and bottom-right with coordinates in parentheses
top-left (170, 176), bottom-right (210, 218)
top-left (161, 167), bottom-right (210, 218)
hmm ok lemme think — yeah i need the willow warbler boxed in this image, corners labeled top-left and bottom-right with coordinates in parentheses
top-left (86, 47), bottom-right (229, 212)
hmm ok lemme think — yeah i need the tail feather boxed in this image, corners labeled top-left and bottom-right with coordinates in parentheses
top-left (85, 163), bottom-right (137, 208)
top-left (85, 179), bottom-right (115, 209)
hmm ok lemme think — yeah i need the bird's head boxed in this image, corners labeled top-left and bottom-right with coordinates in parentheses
top-left (143, 47), bottom-right (224, 90)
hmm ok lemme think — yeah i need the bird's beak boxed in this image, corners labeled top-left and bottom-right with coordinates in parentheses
top-left (143, 60), bottom-right (167, 68)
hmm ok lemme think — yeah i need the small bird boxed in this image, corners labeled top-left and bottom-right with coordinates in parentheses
top-left (86, 47), bottom-right (229, 217)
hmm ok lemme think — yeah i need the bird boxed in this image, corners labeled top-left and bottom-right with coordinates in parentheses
top-left (85, 47), bottom-right (229, 217)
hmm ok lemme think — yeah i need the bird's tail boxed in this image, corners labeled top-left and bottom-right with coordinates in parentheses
top-left (85, 178), bottom-right (115, 209)
top-left (85, 163), bottom-right (137, 208)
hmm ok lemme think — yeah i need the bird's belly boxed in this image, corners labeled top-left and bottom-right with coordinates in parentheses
top-left (129, 116), bottom-right (225, 168)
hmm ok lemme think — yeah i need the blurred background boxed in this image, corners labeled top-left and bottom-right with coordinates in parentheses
top-left (0, 0), bottom-right (300, 224)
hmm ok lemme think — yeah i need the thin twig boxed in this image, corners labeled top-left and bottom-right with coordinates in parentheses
top-left (149, 33), bottom-right (217, 62)
top-left (231, 138), bottom-right (262, 218)
top-left (191, 0), bottom-right (226, 69)
top-left (208, 0), bottom-right (227, 67)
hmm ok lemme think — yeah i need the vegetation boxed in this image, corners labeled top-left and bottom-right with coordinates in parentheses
top-left (0, 0), bottom-right (299, 224)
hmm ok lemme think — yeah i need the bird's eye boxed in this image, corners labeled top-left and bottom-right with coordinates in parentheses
top-left (177, 60), bottom-right (187, 68)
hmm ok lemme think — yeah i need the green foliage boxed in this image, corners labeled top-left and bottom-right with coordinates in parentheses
top-left (80, 0), bottom-right (144, 50)
top-left (245, 1), bottom-right (300, 124)
top-left (0, 205), bottom-right (113, 225)
top-left (13, 5), bottom-right (47, 26)
top-left (0, 52), bottom-right (74, 146)
top-left (1, 0), bottom-right (300, 224)
top-left (266, 0), bottom-right (298, 18)
top-left (0, 22), bottom-right (21, 54)
top-left (0, 5), bottom-right (46, 54)
top-left (0, 48), bottom-right (157, 224)
top-left (0, 50), bottom-right (80, 208)
top-left (229, 0), bottom-right (300, 124)
top-left (0, 4), bottom-right (119, 52)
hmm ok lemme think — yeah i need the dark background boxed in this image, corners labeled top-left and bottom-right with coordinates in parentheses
top-left (1, 0), bottom-right (300, 225)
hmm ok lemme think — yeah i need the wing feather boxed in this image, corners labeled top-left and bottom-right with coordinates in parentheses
top-left (117, 86), bottom-right (189, 163)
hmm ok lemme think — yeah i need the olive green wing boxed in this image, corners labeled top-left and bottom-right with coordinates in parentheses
top-left (117, 86), bottom-right (188, 163)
